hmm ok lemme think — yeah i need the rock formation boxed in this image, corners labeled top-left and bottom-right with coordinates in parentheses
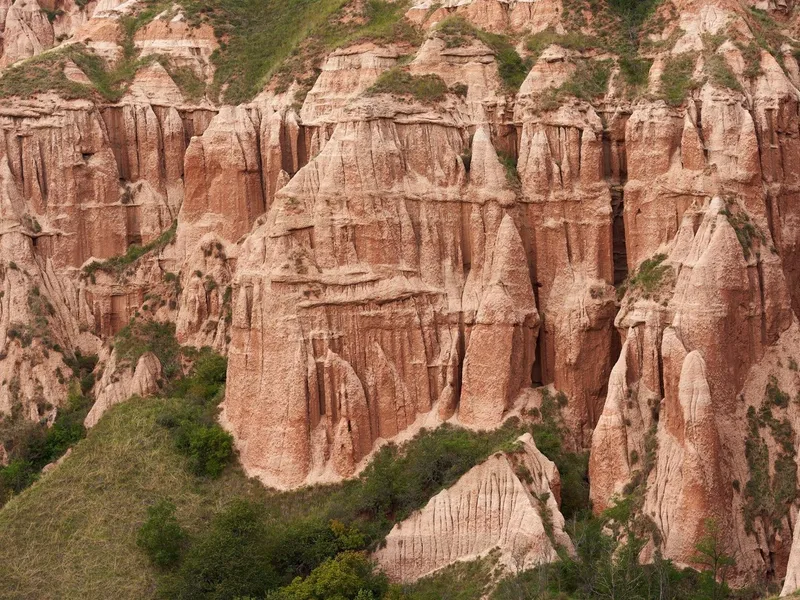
top-left (1, 0), bottom-right (800, 589)
top-left (374, 433), bottom-right (573, 581)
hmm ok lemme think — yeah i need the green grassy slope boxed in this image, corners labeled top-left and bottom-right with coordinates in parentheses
top-left (0, 397), bottom-right (269, 600)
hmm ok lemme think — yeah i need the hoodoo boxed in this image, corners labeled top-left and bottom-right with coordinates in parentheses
top-left (2, 0), bottom-right (800, 597)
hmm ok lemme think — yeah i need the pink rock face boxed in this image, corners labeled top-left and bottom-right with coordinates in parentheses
top-left (84, 350), bottom-right (162, 428)
top-left (5, 0), bottom-right (800, 588)
top-left (0, 0), bottom-right (53, 67)
top-left (179, 106), bottom-right (266, 251)
top-left (374, 433), bottom-right (573, 581)
top-left (459, 214), bottom-right (539, 427)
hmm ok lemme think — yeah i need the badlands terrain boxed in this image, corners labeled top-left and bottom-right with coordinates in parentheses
top-left (0, 0), bottom-right (799, 596)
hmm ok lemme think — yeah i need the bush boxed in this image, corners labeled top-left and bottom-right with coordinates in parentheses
top-left (137, 500), bottom-right (186, 568)
top-left (267, 552), bottom-right (389, 600)
top-left (766, 376), bottom-right (789, 408)
top-left (0, 459), bottom-right (36, 500)
top-left (561, 59), bottom-right (612, 100)
top-left (626, 253), bottom-right (670, 298)
top-left (351, 421), bottom-right (524, 533)
top-left (83, 221), bottom-right (176, 278)
top-left (619, 55), bottom-right (652, 89)
top-left (161, 500), bottom-right (281, 599)
top-left (704, 54), bottom-right (741, 92)
top-left (367, 69), bottom-right (448, 102)
top-left (157, 350), bottom-right (233, 478)
top-left (0, 383), bottom-right (92, 504)
top-left (526, 28), bottom-right (600, 61)
top-left (530, 389), bottom-right (590, 520)
top-left (660, 53), bottom-right (696, 106)
top-left (177, 424), bottom-right (234, 478)
top-left (114, 320), bottom-right (181, 380)
top-left (436, 16), bottom-right (530, 91)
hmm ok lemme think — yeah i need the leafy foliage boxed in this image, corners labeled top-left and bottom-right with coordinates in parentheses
top-left (114, 320), bottom-right (181, 380)
top-left (720, 203), bottom-right (767, 260)
top-left (743, 400), bottom-right (798, 536)
top-left (166, 0), bottom-right (419, 103)
top-left (266, 551), bottom-right (390, 600)
top-left (83, 221), bottom-right (177, 279)
top-left (704, 54), bottom-right (742, 92)
top-left (622, 253), bottom-right (670, 299)
top-left (367, 69), bottom-right (449, 101)
top-left (436, 16), bottom-right (530, 91)
top-left (137, 500), bottom-right (187, 568)
top-left (0, 383), bottom-right (92, 505)
top-left (529, 389), bottom-right (589, 520)
top-left (156, 350), bottom-right (233, 478)
top-left (660, 53), bottom-right (697, 106)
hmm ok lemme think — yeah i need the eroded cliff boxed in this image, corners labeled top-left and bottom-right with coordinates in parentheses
top-left (2, 0), bottom-right (800, 591)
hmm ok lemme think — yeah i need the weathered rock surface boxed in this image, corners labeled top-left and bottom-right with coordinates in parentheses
top-left (3, 0), bottom-right (800, 589)
top-left (84, 349), bottom-right (162, 427)
top-left (374, 433), bottom-right (572, 581)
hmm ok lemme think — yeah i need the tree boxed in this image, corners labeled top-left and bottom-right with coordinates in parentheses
top-left (136, 500), bottom-right (186, 569)
top-left (691, 519), bottom-right (735, 600)
top-left (268, 552), bottom-right (389, 600)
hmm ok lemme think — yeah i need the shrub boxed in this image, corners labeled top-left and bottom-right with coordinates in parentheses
top-left (704, 54), bottom-right (742, 92)
top-left (352, 420), bottom-right (524, 532)
top-left (114, 320), bottom-right (181, 380)
top-left (626, 253), bottom-right (670, 298)
top-left (176, 424), bottom-right (234, 478)
top-left (160, 500), bottom-right (281, 599)
top-left (526, 28), bottom-right (600, 61)
top-left (266, 551), bottom-right (389, 600)
top-left (156, 349), bottom-right (233, 478)
top-left (0, 459), bottom-right (36, 500)
top-left (497, 151), bottom-right (520, 187)
top-left (172, 0), bottom-right (419, 104)
top-left (660, 53), bottom-right (696, 106)
top-left (619, 55), bottom-right (652, 89)
top-left (367, 69), bottom-right (448, 102)
top-left (436, 16), bottom-right (530, 91)
top-left (561, 59), bottom-right (612, 100)
top-left (0, 382), bottom-right (92, 504)
top-left (766, 376), bottom-right (789, 408)
top-left (137, 500), bottom-right (186, 568)
top-left (83, 221), bottom-right (176, 278)
top-left (721, 204), bottom-right (765, 259)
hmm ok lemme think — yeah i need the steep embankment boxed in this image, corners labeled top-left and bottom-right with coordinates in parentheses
top-left (4, 0), bottom-right (800, 594)
top-left (0, 397), bottom-right (269, 599)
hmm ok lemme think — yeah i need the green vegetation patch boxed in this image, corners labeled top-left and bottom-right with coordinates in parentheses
top-left (401, 555), bottom-right (497, 600)
top-left (660, 53), bottom-right (697, 106)
top-left (491, 510), bottom-right (732, 600)
top-left (169, 0), bottom-right (420, 104)
top-left (532, 58), bottom-right (612, 112)
top-left (0, 49), bottom-right (95, 100)
top-left (0, 383), bottom-right (92, 507)
top-left (619, 253), bottom-right (672, 300)
top-left (0, 395), bottom-right (272, 599)
top-left (526, 28), bottom-right (601, 61)
top-left (367, 69), bottom-right (449, 102)
top-left (704, 53), bottom-right (742, 92)
top-left (436, 16), bottom-right (530, 92)
top-left (528, 389), bottom-right (590, 520)
top-left (0, 381), bottom-right (529, 600)
top-left (114, 319), bottom-right (181, 380)
top-left (744, 400), bottom-right (798, 535)
top-left (720, 203), bottom-right (767, 260)
top-left (83, 221), bottom-right (176, 280)
top-left (561, 59), bottom-right (613, 100)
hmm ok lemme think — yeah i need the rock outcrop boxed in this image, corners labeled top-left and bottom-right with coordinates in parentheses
top-left (2, 0), bottom-right (800, 589)
top-left (84, 349), bottom-right (162, 428)
top-left (375, 433), bottom-right (572, 581)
